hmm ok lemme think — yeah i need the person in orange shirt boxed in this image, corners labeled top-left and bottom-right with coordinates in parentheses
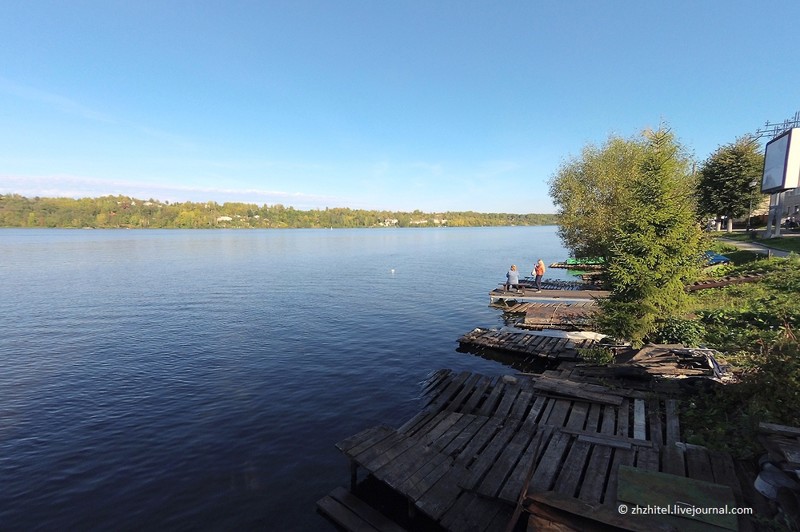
top-left (533, 259), bottom-right (546, 292)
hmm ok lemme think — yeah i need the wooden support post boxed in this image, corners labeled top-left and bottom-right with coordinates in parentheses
top-left (407, 498), bottom-right (416, 520)
top-left (350, 460), bottom-right (358, 492)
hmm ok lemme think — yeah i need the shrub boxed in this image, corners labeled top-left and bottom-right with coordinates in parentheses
top-left (577, 346), bottom-right (615, 365)
top-left (650, 317), bottom-right (706, 346)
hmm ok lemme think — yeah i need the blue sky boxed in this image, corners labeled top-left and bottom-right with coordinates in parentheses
top-left (1, 1), bottom-right (799, 213)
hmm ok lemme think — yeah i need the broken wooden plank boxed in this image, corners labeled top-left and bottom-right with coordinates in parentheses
top-left (632, 399), bottom-right (647, 441)
top-left (316, 486), bottom-right (408, 532)
top-left (759, 422), bottom-right (800, 438)
top-left (665, 399), bottom-right (680, 445)
top-left (532, 376), bottom-right (624, 406)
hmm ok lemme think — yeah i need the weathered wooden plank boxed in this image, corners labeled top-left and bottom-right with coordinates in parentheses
top-left (420, 412), bottom-right (469, 450)
top-left (517, 333), bottom-right (537, 347)
top-left (604, 448), bottom-right (635, 505)
top-left (617, 399), bottom-right (630, 438)
top-left (416, 461), bottom-right (487, 522)
top-left (324, 486), bottom-right (408, 532)
top-left (441, 492), bottom-right (509, 532)
top-left (709, 450), bottom-right (745, 508)
top-left (438, 491), bottom-right (474, 532)
top-left (553, 439), bottom-right (592, 498)
top-left (316, 494), bottom-right (382, 532)
top-left (665, 399), bottom-right (680, 444)
top-left (476, 420), bottom-right (538, 499)
top-left (616, 465), bottom-right (738, 531)
top-left (336, 425), bottom-right (394, 454)
top-left (577, 434), bottom-right (632, 450)
top-left (600, 405), bottom-right (616, 435)
top-left (422, 368), bottom-right (450, 395)
top-left (584, 403), bottom-right (602, 433)
top-left (521, 395), bottom-right (548, 430)
top-left (529, 430), bottom-right (572, 491)
top-left (552, 337), bottom-right (571, 355)
top-left (340, 426), bottom-right (398, 459)
top-left (475, 381), bottom-right (506, 417)
top-left (455, 418), bottom-right (504, 468)
top-left (544, 398), bottom-right (572, 428)
top-left (577, 442), bottom-right (612, 503)
top-left (533, 376), bottom-right (624, 406)
top-left (378, 439), bottom-right (444, 490)
top-left (424, 370), bottom-right (455, 406)
top-left (539, 336), bottom-right (560, 356)
top-left (493, 383), bottom-right (522, 420)
top-left (509, 389), bottom-right (534, 421)
top-left (403, 451), bottom-right (455, 502)
top-left (361, 433), bottom-right (419, 473)
top-left (759, 421), bottom-right (800, 437)
top-left (635, 447), bottom-right (659, 471)
top-left (483, 503), bottom-right (516, 532)
top-left (441, 414), bottom-right (491, 457)
top-left (499, 425), bottom-right (554, 503)
top-left (355, 431), bottom-right (410, 471)
top-left (461, 423), bottom-right (518, 491)
top-left (687, 444), bottom-right (723, 484)
top-left (684, 444), bottom-right (715, 483)
top-left (648, 398), bottom-right (663, 449)
top-left (428, 370), bottom-right (471, 412)
top-left (548, 336), bottom-right (568, 356)
top-left (564, 401), bottom-right (589, 431)
top-left (397, 410), bottom-right (435, 435)
top-left (444, 373), bottom-right (482, 412)
top-left (525, 490), bottom-right (663, 532)
top-left (633, 399), bottom-right (647, 440)
top-left (661, 442), bottom-right (686, 477)
top-left (461, 375), bottom-right (494, 415)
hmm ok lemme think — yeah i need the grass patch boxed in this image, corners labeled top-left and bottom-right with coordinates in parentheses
top-left (678, 256), bottom-right (800, 456)
top-left (702, 240), bottom-right (763, 276)
top-left (754, 237), bottom-right (800, 253)
top-left (713, 232), bottom-right (800, 253)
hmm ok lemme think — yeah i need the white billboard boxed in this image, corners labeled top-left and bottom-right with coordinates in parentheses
top-left (762, 127), bottom-right (800, 193)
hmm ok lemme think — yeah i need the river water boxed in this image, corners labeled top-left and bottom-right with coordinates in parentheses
top-left (0, 226), bottom-right (570, 530)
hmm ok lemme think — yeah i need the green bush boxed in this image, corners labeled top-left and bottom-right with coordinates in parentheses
top-left (577, 346), bottom-right (615, 365)
top-left (650, 317), bottom-right (706, 346)
top-left (681, 336), bottom-right (800, 458)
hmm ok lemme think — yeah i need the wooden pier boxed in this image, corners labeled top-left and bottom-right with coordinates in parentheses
top-left (458, 328), bottom-right (599, 362)
top-left (319, 369), bottom-right (760, 531)
top-left (497, 301), bottom-right (598, 329)
top-left (490, 287), bottom-right (610, 306)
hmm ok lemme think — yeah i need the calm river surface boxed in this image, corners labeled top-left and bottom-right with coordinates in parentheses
top-left (0, 226), bottom-right (570, 530)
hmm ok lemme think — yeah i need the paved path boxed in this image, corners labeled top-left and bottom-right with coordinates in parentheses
top-left (717, 237), bottom-right (791, 258)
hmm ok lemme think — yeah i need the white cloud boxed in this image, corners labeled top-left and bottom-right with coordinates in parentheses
top-left (0, 77), bottom-right (115, 124)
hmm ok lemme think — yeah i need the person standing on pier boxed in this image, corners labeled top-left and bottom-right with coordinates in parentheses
top-left (505, 264), bottom-right (520, 292)
top-left (533, 259), bottom-right (546, 292)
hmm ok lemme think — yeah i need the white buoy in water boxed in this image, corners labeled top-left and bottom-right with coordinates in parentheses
top-left (390, 269), bottom-right (395, 274)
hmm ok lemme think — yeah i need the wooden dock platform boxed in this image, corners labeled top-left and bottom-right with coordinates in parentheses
top-left (457, 328), bottom-right (599, 362)
top-left (320, 369), bottom-right (760, 531)
top-left (490, 287), bottom-right (610, 305)
top-left (497, 301), bottom-right (598, 329)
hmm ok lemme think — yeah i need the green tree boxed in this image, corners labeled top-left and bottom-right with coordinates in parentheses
top-left (697, 136), bottom-right (764, 232)
top-left (598, 128), bottom-right (704, 345)
top-left (549, 135), bottom-right (647, 260)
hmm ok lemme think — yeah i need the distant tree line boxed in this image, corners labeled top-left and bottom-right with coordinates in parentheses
top-left (0, 194), bottom-right (558, 229)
